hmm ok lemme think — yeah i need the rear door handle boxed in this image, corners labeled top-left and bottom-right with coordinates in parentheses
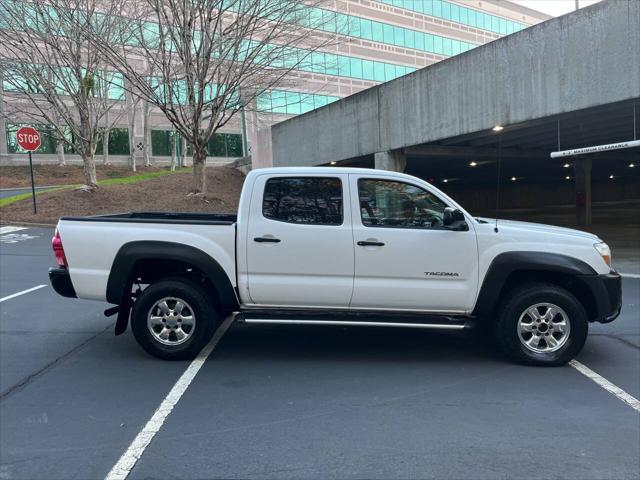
top-left (357, 240), bottom-right (385, 247)
top-left (254, 237), bottom-right (281, 243)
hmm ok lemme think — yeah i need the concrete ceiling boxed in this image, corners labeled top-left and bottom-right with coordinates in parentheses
top-left (402, 98), bottom-right (640, 186)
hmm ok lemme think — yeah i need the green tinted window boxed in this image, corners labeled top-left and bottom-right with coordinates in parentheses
top-left (300, 94), bottom-right (315, 114)
top-left (433, 0), bottom-right (442, 16)
top-left (95, 128), bottom-right (129, 155)
top-left (405, 29), bottom-right (415, 49)
top-left (151, 130), bottom-right (174, 156)
top-left (338, 56), bottom-right (351, 77)
top-left (443, 38), bottom-right (452, 56)
top-left (271, 91), bottom-right (287, 114)
top-left (460, 7), bottom-right (468, 24)
top-left (350, 57), bottom-right (363, 79)
top-left (209, 133), bottom-right (226, 156)
top-left (425, 34), bottom-right (434, 52)
top-left (434, 36), bottom-right (442, 53)
top-left (372, 22), bottom-right (383, 42)
top-left (451, 4), bottom-right (459, 22)
top-left (361, 19), bottom-right (372, 40)
top-left (393, 26), bottom-right (404, 46)
top-left (324, 53), bottom-right (339, 76)
top-left (347, 14), bottom-right (360, 36)
top-left (383, 24), bottom-right (394, 44)
top-left (378, 0), bottom-right (527, 35)
top-left (285, 91), bottom-right (301, 115)
top-left (257, 90), bottom-right (339, 115)
top-left (374, 62), bottom-right (385, 82)
top-left (442, 1), bottom-right (450, 19)
top-left (225, 134), bottom-right (243, 157)
top-left (384, 63), bottom-right (396, 81)
top-left (362, 60), bottom-right (374, 81)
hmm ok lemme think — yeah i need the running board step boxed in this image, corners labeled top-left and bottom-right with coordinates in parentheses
top-left (236, 310), bottom-right (473, 331)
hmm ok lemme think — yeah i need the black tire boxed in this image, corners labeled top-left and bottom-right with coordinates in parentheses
top-left (131, 278), bottom-right (219, 360)
top-left (494, 283), bottom-right (588, 366)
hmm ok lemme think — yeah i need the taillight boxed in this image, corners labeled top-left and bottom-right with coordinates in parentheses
top-left (52, 228), bottom-right (68, 268)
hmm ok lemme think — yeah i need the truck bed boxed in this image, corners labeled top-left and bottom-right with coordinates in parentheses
top-left (61, 211), bottom-right (237, 225)
top-left (57, 211), bottom-right (238, 301)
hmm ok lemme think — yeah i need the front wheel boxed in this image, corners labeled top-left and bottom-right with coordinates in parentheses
top-left (131, 279), bottom-right (219, 360)
top-left (494, 283), bottom-right (588, 366)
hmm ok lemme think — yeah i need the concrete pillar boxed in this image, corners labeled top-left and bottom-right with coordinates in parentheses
top-left (574, 158), bottom-right (592, 226)
top-left (374, 150), bottom-right (406, 172)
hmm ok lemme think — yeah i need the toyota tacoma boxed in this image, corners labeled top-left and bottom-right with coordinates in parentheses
top-left (49, 167), bottom-right (622, 365)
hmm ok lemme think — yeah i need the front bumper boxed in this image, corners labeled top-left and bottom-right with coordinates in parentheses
top-left (579, 272), bottom-right (622, 323)
top-left (48, 267), bottom-right (77, 298)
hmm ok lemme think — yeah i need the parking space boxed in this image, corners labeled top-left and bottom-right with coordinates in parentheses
top-left (1, 226), bottom-right (639, 480)
top-left (128, 324), bottom-right (639, 480)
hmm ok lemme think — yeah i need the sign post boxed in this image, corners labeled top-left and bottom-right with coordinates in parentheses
top-left (16, 126), bottom-right (41, 214)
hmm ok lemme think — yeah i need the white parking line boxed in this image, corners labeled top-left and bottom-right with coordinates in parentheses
top-left (620, 273), bottom-right (640, 279)
top-left (569, 360), bottom-right (640, 413)
top-left (0, 226), bottom-right (27, 235)
top-left (0, 285), bottom-right (47, 303)
top-left (105, 316), bottom-right (234, 480)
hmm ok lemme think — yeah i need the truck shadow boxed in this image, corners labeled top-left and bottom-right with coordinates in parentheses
top-left (213, 322), bottom-right (507, 366)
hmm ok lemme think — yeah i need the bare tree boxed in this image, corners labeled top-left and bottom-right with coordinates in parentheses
top-left (0, 0), bottom-right (133, 189)
top-left (56, 135), bottom-right (67, 166)
top-left (142, 100), bottom-right (153, 167)
top-left (180, 135), bottom-right (187, 169)
top-left (126, 91), bottom-right (140, 172)
top-left (170, 129), bottom-right (177, 172)
top-left (76, 0), bottom-right (336, 194)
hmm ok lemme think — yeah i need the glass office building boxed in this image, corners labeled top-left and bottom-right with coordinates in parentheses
top-left (0, 0), bottom-right (549, 165)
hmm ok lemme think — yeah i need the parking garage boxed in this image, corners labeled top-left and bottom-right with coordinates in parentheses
top-left (270, 1), bottom-right (640, 226)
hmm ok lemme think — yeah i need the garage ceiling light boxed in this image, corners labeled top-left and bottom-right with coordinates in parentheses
top-left (492, 125), bottom-right (504, 132)
top-left (469, 161), bottom-right (477, 167)
top-left (563, 163), bottom-right (570, 168)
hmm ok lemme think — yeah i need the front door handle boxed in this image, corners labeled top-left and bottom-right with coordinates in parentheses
top-left (254, 237), bottom-right (281, 243)
top-left (357, 240), bottom-right (385, 247)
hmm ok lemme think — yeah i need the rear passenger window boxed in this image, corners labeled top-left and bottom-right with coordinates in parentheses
top-left (262, 177), bottom-right (343, 225)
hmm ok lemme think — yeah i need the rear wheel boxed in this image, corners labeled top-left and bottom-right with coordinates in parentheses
top-left (131, 279), bottom-right (219, 360)
top-left (494, 283), bottom-right (588, 366)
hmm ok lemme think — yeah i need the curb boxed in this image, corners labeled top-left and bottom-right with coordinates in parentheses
top-left (0, 221), bottom-right (57, 228)
top-left (0, 185), bottom-right (62, 191)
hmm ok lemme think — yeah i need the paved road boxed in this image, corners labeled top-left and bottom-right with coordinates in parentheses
top-left (0, 187), bottom-right (52, 200)
top-left (1, 226), bottom-right (639, 480)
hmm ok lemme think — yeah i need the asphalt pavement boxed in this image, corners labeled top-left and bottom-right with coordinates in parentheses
top-left (0, 187), bottom-right (52, 200)
top-left (1, 226), bottom-right (639, 480)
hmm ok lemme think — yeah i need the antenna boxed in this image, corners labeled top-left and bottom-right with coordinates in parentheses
top-left (494, 132), bottom-right (502, 233)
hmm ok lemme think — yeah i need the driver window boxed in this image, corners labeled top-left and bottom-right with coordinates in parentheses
top-left (358, 179), bottom-right (448, 229)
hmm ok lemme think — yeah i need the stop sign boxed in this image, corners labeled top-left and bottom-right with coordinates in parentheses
top-left (16, 126), bottom-right (41, 151)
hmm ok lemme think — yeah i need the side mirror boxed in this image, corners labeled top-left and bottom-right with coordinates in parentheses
top-left (443, 207), bottom-right (468, 231)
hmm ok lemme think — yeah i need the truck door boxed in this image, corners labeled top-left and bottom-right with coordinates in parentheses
top-left (245, 173), bottom-right (354, 307)
top-left (349, 174), bottom-right (479, 313)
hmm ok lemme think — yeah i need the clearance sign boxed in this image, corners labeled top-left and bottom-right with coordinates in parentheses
top-left (550, 139), bottom-right (640, 158)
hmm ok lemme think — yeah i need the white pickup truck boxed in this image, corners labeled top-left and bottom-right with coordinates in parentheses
top-left (49, 167), bottom-right (621, 365)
